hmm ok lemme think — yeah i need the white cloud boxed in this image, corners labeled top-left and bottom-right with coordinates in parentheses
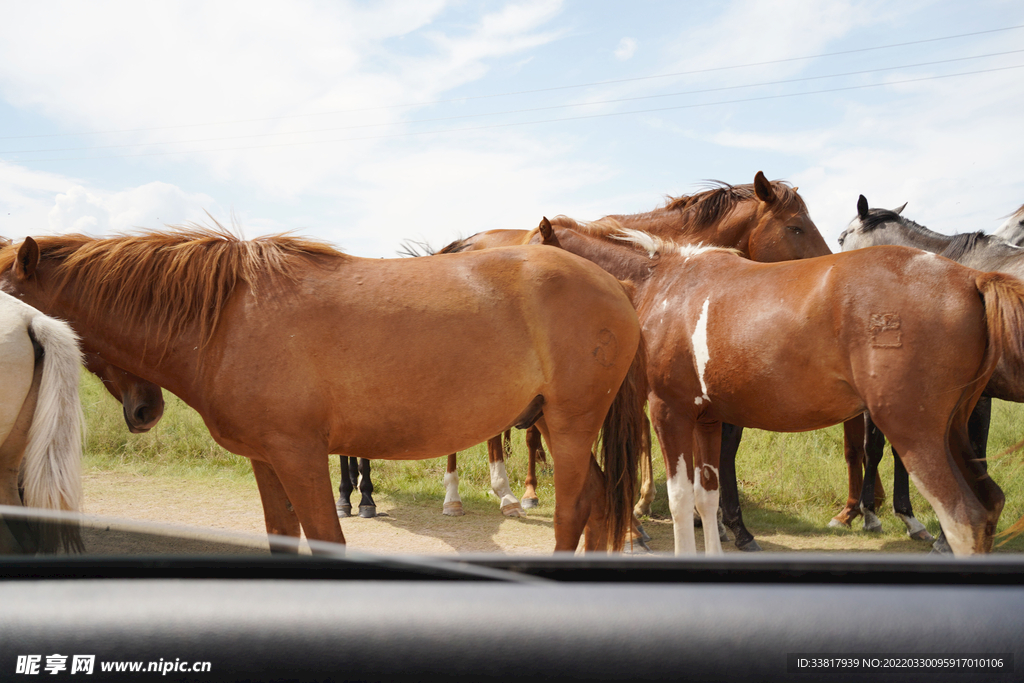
top-left (614, 37), bottom-right (637, 61)
top-left (47, 182), bottom-right (218, 235)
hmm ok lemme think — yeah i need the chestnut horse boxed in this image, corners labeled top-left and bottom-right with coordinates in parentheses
top-left (0, 227), bottom-right (647, 553)
top-left (531, 223), bottom-right (1024, 556)
top-left (0, 290), bottom-right (83, 554)
top-left (836, 196), bottom-right (1024, 547)
top-left (435, 172), bottom-right (830, 539)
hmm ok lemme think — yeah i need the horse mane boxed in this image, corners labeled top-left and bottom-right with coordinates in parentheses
top-left (437, 238), bottom-right (470, 254)
top-left (0, 222), bottom-right (345, 352)
top-left (939, 231), bottom-right (991, 262)
top-left (554, 179), bottom-right (805, 240)
top-left (859, 207), bottom-right (934, 236)
top-left (661, 179), bottom-right (806, 228)
top-left (611, 228), bottom-right (741, 259)
top-left (397, 238), bottom-right (438, 257)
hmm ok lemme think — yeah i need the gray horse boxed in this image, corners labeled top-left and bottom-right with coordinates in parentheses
top-left (994, 203), bottom-right (1024, 246)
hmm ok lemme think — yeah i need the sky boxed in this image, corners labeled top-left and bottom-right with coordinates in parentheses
top-left (1, 0), bottom-right (1022, 258)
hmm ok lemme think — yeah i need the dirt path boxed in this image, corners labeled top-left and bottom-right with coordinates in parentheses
top-left (81, 469), bottom-right (954, 556)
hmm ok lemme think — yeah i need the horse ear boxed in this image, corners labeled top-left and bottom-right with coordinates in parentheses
top-left (538, 217), bottom-right (561, 248)
top-left (753, 171), bottom-right (775, 204)
top-left (893, 202), bottom-right (907, 215)
top-left (14, 236), bottom-right (40, 280)
top-left (857, 195), bottom-right (870, 219)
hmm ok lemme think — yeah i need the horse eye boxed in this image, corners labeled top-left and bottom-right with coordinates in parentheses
top-left (787, 226), bottom-right (803, 235)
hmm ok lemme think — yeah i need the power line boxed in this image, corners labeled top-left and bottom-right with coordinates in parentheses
top-left (4, 49), bottom-right (1022, 156)
top-left (12, 63), bottom-right (1023, 164)
top-left (1, 23), bottom-right (1021, 142)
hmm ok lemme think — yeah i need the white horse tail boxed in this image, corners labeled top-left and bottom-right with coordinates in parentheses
top-left (20, 312), bottom-right (85, 522)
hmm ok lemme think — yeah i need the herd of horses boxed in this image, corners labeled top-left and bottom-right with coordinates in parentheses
top-left (2, 171), bottom-right (1024, 557)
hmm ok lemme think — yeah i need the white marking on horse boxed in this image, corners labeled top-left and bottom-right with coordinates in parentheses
top-left (443, 471), bottom-right (461, 507)
top-left (666, 452), bottom-right (697, 554)
top-left (907, 471), bottom-right (976, 555)
top-left (694, 464), bottom-right (723, 555)
top-left (691, 298), bottom-right (711, 405)
top-left (489, 460), bottom-right (522, 514)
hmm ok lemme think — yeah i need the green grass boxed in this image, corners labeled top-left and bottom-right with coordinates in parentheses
top-left (80, 368), bottom-right (1024, 551)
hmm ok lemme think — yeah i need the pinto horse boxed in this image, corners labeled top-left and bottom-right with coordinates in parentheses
top-left (532, 222), bottom-right (1024, 556)
top-left (0, 290), bottom-right (84, 554)
top-left (435, 172), bottom-right (830, 541)
top-left (836, 196), bottom-right (1024, 544)
top-left (0, 227), bottom-right (647, 553)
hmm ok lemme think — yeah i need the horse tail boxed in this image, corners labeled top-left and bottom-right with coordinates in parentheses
top-left (599, 332), bottom-right (648, 552)
top-left (20, 312), bottom-right (85, 552)
top-left (975, 272), bottom-right (1024, 396)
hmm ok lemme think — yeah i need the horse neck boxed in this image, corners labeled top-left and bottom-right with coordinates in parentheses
top-left (873, 219), bottom-right (952, 252)
top-left (553, 230), bottom-right (655, 286)
top-left (36, 274), bottom-right (206, 401)
top-left (612, 204), bottom-right (756, 256)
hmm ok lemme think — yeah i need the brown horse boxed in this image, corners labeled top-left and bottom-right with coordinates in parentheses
top-left (0, 226), bottom-right (647, 553)
top-left (531, 223), bottom-right (1024, 556)
top-left (436, 172), bottom-right (830, 540)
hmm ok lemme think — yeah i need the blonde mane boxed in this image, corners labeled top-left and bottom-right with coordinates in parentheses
top-left (0, 222), bottom-right (345, 351)
top-left (611, 228), bottom-right (740, 259)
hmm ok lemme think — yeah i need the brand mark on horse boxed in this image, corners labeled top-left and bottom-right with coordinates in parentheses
top-left (869, 313), bottom-right (902, 348)
top-left (592, 328), bottom-right (618, 367)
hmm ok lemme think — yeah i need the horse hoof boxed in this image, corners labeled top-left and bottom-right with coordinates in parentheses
top-left (633, 504), bottom-right (652, 518)
top-left (931, 536), bottom-right (952, 555)
top-left (521, 497), bottom-right (539, 509)
top-left (336, 504), bottom-right (352, 519)
top-left (737, 539), bottom-right (763, 552)
top-left (909, 529), bottom-right (935, 542)
top-left (443, 502), bottom-right (464, 517)
top-left (501, 503), bottom-right (524, 518)
top-left (623, 537), bottom-right (652, 554)
top-left (359, 506), bottom-right (377, 519)
top-left (828, 517), bottom-right (851, 529)
top-left (717, 521), bottom-right (730, 542)
top-left (634, 523), bottom-right (652, 543)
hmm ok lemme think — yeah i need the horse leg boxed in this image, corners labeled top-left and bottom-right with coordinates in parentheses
top-left (882, 421), bottom-right (991, 556)
top-left (356, 458), bottom-right (376, 518)
top-left (719, 422), bottom-right (760, 551)
top-left (831, 416), bottom-right (867, 527)
top-left (692, 421), bottom-right (724, 556)
top-left (858, 415), bottom-right (886, 533)
top-left (265, 446), bottom-right (346, 551)
top-left (520, 426), bottom-right (544, 509)
top-left (442, 453), bottom-right (464, 516)
top-left (336, 455), bottom-right (354, 518)
top-left (911, 398), bottom-right (991, 549)
top-left (891, 449), bottom-right (932, 541)
top-left (954, 413), bottom-right (1003, 553)
top-left (648, 398), bottom-right (697, 554)
top-left (633, 413), bottom-right (656, 518)
top-left (488, 434), bottom-right (524, 518)
top-left (532, 418), bottom-right (600, 553)
top-left (251, 459), bottom-right (302, 554)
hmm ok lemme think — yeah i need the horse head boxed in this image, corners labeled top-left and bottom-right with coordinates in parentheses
top-left (838, 195), bottom-right (914, 251)
top-left (83, 351), bottom-right (165, 433)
